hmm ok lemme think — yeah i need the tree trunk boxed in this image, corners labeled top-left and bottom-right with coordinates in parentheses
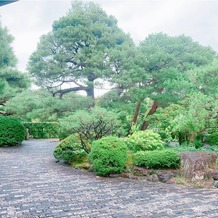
top-left (141, 100), bottom-right (158, 130)
top-left (129, 100), bottom-right (142, 134)
top-left (86, 73), bottom-right (95, 106)
top-left (131, 100), bottom-right (141, 126)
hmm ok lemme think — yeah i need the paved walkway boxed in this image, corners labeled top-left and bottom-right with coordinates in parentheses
top-left (0, 140), bottom-right (218, 218)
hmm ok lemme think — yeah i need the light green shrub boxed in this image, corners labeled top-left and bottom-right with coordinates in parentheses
top-left (124, 130), bottom-right (164, 153)
top-left (53, 134), bottom-right (87, 164)
top-left (0, 116), bottom-right (25, 146)
top-left (133, 150), bottom-right (180, 169)
top-left (88, 136), bottom-right (128, 176)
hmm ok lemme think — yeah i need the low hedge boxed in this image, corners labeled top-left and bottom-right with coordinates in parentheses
top-left (133, 150), bottom-right (180, 169)
top-left (89, 136), bottom-right (128, 176)
top-left (0, 116), bottom-right (25, 146)
top-left (23, 122), bottom-right (60, 139)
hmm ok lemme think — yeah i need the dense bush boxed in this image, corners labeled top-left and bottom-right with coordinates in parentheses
top-left (0, 116), bottom-right (25, 146)
top-left (206, 132), bottom-right (218, 145)
top-left (88, 136), bottom-right (128, 176)
top-left (133, 150), bottom-right (180, 169)
top-left (53, 134), bottom-right (87, 164)
top-left (23, 122), bottom-right (60, 139)
top-left (124, 130), bottom-right (164, 153)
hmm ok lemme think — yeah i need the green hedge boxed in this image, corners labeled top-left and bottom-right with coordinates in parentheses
top-left (0, 116), bottom-right (25, 146)
top-left (89, 136), bottom-right (128, 176)
top-left (133, 150), bottom-right (180, 169)
top-left (23, 122), bottom-right (60, 139)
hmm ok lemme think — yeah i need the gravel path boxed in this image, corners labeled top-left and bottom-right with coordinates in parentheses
top-left (0, 139), bottom-right (218, 218)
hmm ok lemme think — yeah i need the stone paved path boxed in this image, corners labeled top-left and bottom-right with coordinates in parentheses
top-left (0, 140), bottom-right (218, 218)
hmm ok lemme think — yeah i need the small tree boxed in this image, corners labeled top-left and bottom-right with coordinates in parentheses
top-left (60, 107), bottom-right (123, 152)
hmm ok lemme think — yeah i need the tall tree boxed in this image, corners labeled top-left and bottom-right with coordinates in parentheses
top-left (120, 33), bottom-right (217, 130)
top-left (0, 22), bottom-right (30, 114)
top-left (28, 1), bottom-right (133, 102)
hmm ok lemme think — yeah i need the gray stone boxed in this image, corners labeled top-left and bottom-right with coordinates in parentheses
top-left (180, 151), bottom-right (218, 179)
top-left (157, 172), bottom-right (172, 183)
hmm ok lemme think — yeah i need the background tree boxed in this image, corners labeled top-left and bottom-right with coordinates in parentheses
top-left (0, 22), bottom-right (29, 114)
top-left (28, 1), bottom-right (134, 103)
top-left (5, 89), bottom-right (92, 121)
top-left (116, 33), bottom-right (217, 130)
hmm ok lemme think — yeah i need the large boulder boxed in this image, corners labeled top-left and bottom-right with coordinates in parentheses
top-left (180, 152), bottom-right (218, 180)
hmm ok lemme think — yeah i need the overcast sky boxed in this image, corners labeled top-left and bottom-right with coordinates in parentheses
top-left (0, 0), bottom-right (218, 71)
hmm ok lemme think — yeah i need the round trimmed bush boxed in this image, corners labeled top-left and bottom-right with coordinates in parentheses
top-left (53, 134), bottom-right (87, 164)
top-left (124, 130), bottom-right (164, 153)
top-left (133, 150), bottom-right (180, 169)
top-left (0, 116), bottom-right (25, 146)
top-left (88, 136), bottom-right (128, 176)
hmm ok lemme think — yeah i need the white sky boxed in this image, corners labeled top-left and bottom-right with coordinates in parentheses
top-left (0, 0), bottom-right (218, 72)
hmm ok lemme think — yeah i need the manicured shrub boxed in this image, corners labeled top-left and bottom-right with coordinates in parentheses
top-left (0, 116), bottom-right (25, 146)
top-left (23, 122), bottom-right (60, 139)
top-left (124, 130), bottom-right (164, 153)
top-left (88, 136), bottom-right (128, 176)
top-left (53, 134), bottom-right (87, 164)
top-left (133, 150), bottom-right (180, 169)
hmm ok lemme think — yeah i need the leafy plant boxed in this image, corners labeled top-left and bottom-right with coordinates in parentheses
top-left (124, 130), bottom-right (164, 153)
top-left (0, 116), bottom-right (25, 146)
top-left (53, 134), bottom-right (87, 164)
top-left (88, 136), bottom-right (128, 176)
top-left (133, 150), bottom-right (180, 169)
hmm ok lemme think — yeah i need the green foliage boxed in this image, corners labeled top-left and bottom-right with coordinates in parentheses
top-left (22, 122), bottom-right (60, 139)
top-left (59, 107), bottom-right (123, 149)
top-left (28, 1), bottom-right (133, 99)
top-left (0, 22), bottom-right (16, 68)
top-left (88, 136), bottom-right (128, 176)
top-left (53, 134), bottom-right (87, 164)
top-left (206, 132), bottom-right (218, 145)
top-left (124, 130), bottom-right (164, 153)
top-left (0, 116), bottom-right (25, 146)
top-left (5, 90), bottom-right (92, 121)
top-left (133, 150), bottom-right (180, 169)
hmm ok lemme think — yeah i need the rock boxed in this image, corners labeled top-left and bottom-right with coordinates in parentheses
top-left (209, 170), bottom-right (218, 180)
top-left (180, 152), bottom-right (218, 180)
top-left (214, 181), bottom-right (218, 188)
top-left (133, 166), bottom-right (148, 176)
top-left (147, 174), bottom-right (159, 182)
top-left (157, 172), bottom-right (172, 183)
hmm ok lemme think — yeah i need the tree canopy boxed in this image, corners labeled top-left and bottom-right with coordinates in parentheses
top-left (28, 1), bottom-right (134, 101)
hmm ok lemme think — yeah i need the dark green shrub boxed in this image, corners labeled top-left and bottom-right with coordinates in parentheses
top-left (0, 116), bottom-right (25, 146)
top-left (206, 132), bottom-right (218, 145)
top-left (133, 150), bottom-right (180, 169)
top-left (23, 122), bottom-right (60, 139)
top-left (53, 134), bottom-right (87, 164)
top-left (194, 139), bottom-right (203, 149)
top-left (124, 130), bottom-right (164, 153)
top-left (88, 136), bottom-right (128, 176)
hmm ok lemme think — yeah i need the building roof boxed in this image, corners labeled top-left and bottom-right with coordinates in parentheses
top-left (0, 0), bottom-right (18, 7)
